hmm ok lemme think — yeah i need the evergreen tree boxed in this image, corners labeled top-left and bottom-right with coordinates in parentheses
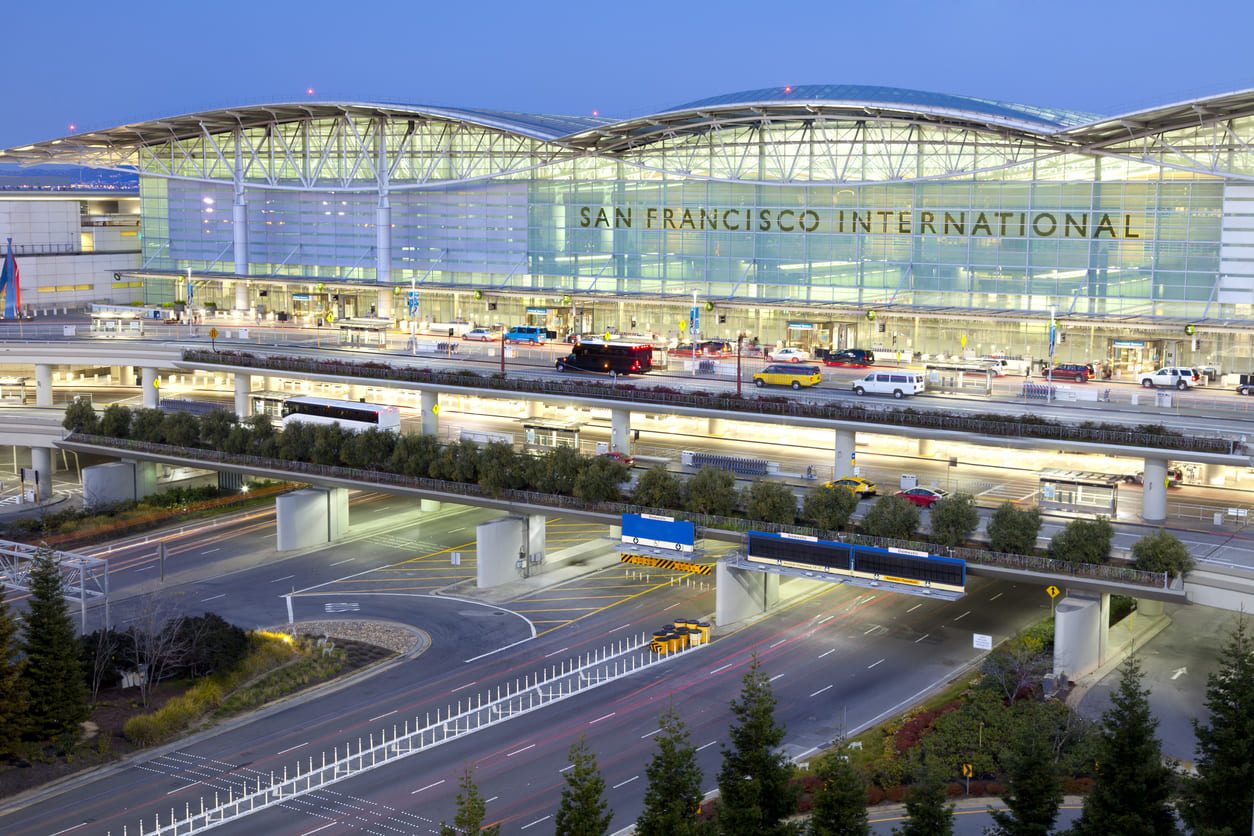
top-left (1180, 617), bottom-right (1254, 836)
top-left (861, 495), bottom-right (920, 540)
top-left (716, 655), bottom-right (799, 836)
top-left (438, 761), bottom-right (499, 836)
top-left (637, 701), bottom-right (704, 836)
top-left (986, 502), bottom-right (1043, 555)
top-left (1070, 655), bottom-right (1176, 836)
top-left (803, 484), bottom-right (859, 532)
top-left (986, 719), bottom-right (1062, 836)
top-left (555, 733), bottom-right (612, 836)
top-left (0, 587), bottom-right (29, 756)
top-left (20, 544), bottom-right (90, 740)
top-left (808, 750), bottom-right (870, 836)
top-left (891, 768), bottom-right (953, 836)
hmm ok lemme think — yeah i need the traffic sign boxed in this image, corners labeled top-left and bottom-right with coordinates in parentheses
top-left (209, 328), bottom-right (218, 340)
top-left (962, 763), bottom-right (973, 778)
top-left (1047, 585), bottom-right (1060, 599)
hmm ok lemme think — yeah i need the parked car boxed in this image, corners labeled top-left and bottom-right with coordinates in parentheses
top-left (753, 363), bottom-right (822, 389)
top-left (1238, 382), bottom-right (1254, 396)
top-left (462, 327), bottom-right (499, 341)
top-left (1041, 363), bottom-right (1092, 383)
top-left (894, 487), bottom-right (950, 508)
top-left (824, 348), bottom-right (876, 367)
top-left (826, 477), bottom-right (878, 498)
top-left (769, 347), bottom-right (810, 362)
top-left (977, 356), bottom-right (1031, 376)
top-left (600, 451), bottom-right (635, 467)
top-left (1139, 367), bottom-right (1198, 389)
top-left (851, 371), bottom-right (926, 399)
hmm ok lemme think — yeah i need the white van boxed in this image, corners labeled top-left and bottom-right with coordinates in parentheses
top-left (852, 371), bottom-right (926, 399)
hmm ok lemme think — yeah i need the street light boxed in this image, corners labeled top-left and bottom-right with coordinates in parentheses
top-left (1047, 305), bottom-right (1057, 402)
top-left (691, 289), bottom-right (698, 377)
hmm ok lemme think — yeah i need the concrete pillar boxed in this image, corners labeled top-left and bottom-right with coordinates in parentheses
top-left (1141, 456), bottom-right (1169, 523)
top-left (30, 446), bottom-right (52, 500)
top-left (263, 375), bottom-right (276, 392)
top-left (233, 136), bottom-right (249, 281)
top-left (420, 498), bottom-right (442, 513)
top-left (348, 384), bottom-right (365, 402)
top-left (377, 289), bottom-right (393, 320)
top-left (234, 373), bottom-right (252, 418)
top-left (525, 398), bottom-right (543, 419)
top-left (276, 488), bottom-right (333, 552)
top-left (141, 367), bottom-right (159, 408)
top-left (715, 561), bottom-right (781, 624)
top-left (234, 281), bottom-right (249, 312)
top-left (918, 438), bottom-right (936, 457)
top-left (1053, 593), bottom-right (1103, 679)
top-left (609, 524), bottom-right (621, 539)
top-left (477, 516), bottom-right (524, 588)
top-left (1201, 463), bottom-right (1226, 487)
top-left (527, 514), bottom-right (546, 566)
top-left (834, 428), bottom-right (856, 479)
top-left (376, 197), bottom-right (392, 285)
top-left (708, 417), bottom-right (727, 437)
top-left (611, 408), bottom-right (632, 454)
top-left (420, 390), bottom-right (439, 435)
top-left (35, 363), bottom-right (52, 408)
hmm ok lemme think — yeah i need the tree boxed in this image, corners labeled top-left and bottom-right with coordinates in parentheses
top-left (981, 632), bottom-right (1051, 703)
top-left (80, 627), bottom-right (126, 703)
top-left (99, 403), bottom-right (133, 438)
top-left (164, 410), bottom-right (202, 448)
top-left (477, 440), bottom-right (525, 497)
top-left (438, 761), bottom-right (499, 836)
top-left (633, 464), bottom-right (685, 509)
top-left (527, 446), bottom-right (586, 496)
top-left (124, 596), bottom-right (188, 708)
top-left (20, 544), bottom-right (90, 740)
top-left (200, 407), bottom-right (237, 449)
top-left (574, 456), bottom-right (627, 504)
top-left (808, 750), bottom-right (870, 836)
top-left (716, 655), bottom-right (798, 836)
top-left (861, 495), bottom-right (920, 540)
top-left (1131, 528), bottom-right (1195, 580)
top-left (1070, 655), bottom-right (1176, 836)
top-left (891, 768), bottom-right (953, 836)
top-left (928, 492), bottom-right (978, 548)
top-left (0, 588), bottom-right (29, 756)
top-left (986, 503), bottom-right (1042, 555)
top-left (1180, 617), bottom-right (1254, 836)
top-left (637, 701), bottom-right (704, 836)
top-left (1048, 517), bottom-right (1114, 566)
top-left (986, 719), bottom-right (1062, 836)
top-left (685, 467), bottom-right (738, 517)
top-left (62, 397), bottom-right (100, 434)
top-left (803, 485), bottom-right (859, 532)
top-left (743, 479), bottom-right (797, 524)
top-left (555, 733), bottom-right (612, 836)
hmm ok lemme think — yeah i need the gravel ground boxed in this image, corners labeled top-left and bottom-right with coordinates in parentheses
top-left (263, 620), bottom-right (424, 654)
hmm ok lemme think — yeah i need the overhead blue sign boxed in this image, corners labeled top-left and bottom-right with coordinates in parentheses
top-left (1113, 340), bottom-right (1145, 348)
top-left (622, 513), bottom-right (694, 553)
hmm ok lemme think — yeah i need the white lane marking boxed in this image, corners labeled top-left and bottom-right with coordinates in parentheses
top-left (412, 779), bottom-right (446, 794)
top-left (612, 776), bottom-right (639, 789)
top-left (953, 611), bottom-right (970, 621)
top-left (560, 764), bottom-right (576, 773)
top-left (330, 558), bottom-right (355, 566)
top-left (769, 639), bottom-right (786, 648)
top-left (200, 548), bottom-right (220, 555)
top-left (451, 527), bottom-right (468, 533)
top-left (906, 604), bottom-right (923, 613)
top-left (915, 633), bottom-right (930, 644)
top-left (265, 533), bottom-right (277, 538)
top-left (485, 796), bottom-right (499, 803)
top-left (863, 625), bottom-right (878, 635)
top-left (453, 681), bottom-right (477, 692)
top-left (369, 710), bottom-right (397, 722)
top-left (276, 741), bottom-right (308, 755)
top-left (590, 712), bottom-right (615, 724)
top-left (868, 659), bottom-right (885, 669)
top-left (606, 623), bottom-right (631, 634)
top-left (271, 574), bottom-right (296, 583)
top-left (301, 825), bottom-right (336, 836)
top-left (710, 663), bottom-right (732, 675)
top-left (522, 816), bottom-right (552, 830)
top-left (663, 602), bottom-right (681, 611)
top-left (809, 685), bottom-right (834, 697)
top-left (507, 744), bottom-right (535, 757)
top-left (769, 674), bottom-right (784, 682)
top-left (167, 781), bottom-right (199, 795)
top-left (818, 649), bottom-right (837, 659)
top-left (696, 741), bottom-right (717, 751)
top-left (49, 827), bottom-right (88, 836)
top-left (136, 566), bottom-right (154, 572)
top-left (201, 594), bottom-right (225, 602)
top-left (817, 615), bottom-right (835, 624)
top-left (544, 647), bottom-right (570, 658)
top-left (989, 592), bottom-right (1003, 601)
top-left (641, 728), bottom-right (662, 738)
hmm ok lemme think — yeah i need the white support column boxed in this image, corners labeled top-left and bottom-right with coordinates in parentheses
top-left (715, 562), bottom-right (780, 624)
top-left (375, 121), bottom-right (392, 286)
top-left (834, 429), bottom-right (856, 479)
top-left (35, 363), bottom-right (52, 408)
top-left (234, 280), bottom-right (249, 312)
top-left (420, 390), bottom-right (439, 436)
top-left (1052, 593), bottom-right (1103, 679)
top-left (232, 130), bottom-right (249, 289)
top-left (708, 417), bottom-right (727, 437)
top-left (234, 373), bottom-right (252, 418)
top-left (31, 446), bottom-right (52, 500)
top-left (527, 514), bottom-right (546, 566)
top-left (611, 408), bottom-right (632, 455)
top-left (524, 398), bottom-right (543, 419)
top-left (918, 438), bottom-right (936, 457)
top-left (348, 384), bottom-right (365, 402)
top-left (1141, 456), bottom-right (1169, 523)
top-left (141, 367), bottom-right (159, 409)
top-left (376, 289), bottom-right (393, 320)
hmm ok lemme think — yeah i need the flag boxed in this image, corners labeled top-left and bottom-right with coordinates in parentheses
top-left (0, 239), bottom-right (19, 319)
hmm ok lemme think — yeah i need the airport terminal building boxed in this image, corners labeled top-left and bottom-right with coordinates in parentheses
top-left (5, 84), bottom-right (1254, 373)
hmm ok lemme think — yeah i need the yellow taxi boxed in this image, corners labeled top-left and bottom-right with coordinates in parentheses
top-left (825, 476), bottom-right (878, 498)
top-left (753, 363), bottom-right (822, 390)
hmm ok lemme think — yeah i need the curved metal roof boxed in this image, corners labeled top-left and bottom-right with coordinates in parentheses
top-left (1059, 86), bottom-right (1254, 145)
top-left (668, 84), bottom-right (1102, 130)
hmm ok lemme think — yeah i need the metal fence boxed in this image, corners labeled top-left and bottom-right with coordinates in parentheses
top-left (114, 633), bottom-right (707, 835)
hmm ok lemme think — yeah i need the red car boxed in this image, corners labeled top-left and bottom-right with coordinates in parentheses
top-left (894, 487), bottom-right (950, 508)
top-left (600, 451), bottom-right (635, 467)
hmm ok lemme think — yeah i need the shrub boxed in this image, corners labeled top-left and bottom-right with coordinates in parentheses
top-left (884, 786), bottom-right (906, 803)
top-left (861, 495), bottom-right (920, 540)
top-left (930, 492), bottom-right (979, 547)
top-left (803, 484), bottom-right (859, 531)
top-left (967, 780), bottom-right (985, 796)
top-left (945, 782), bottom-right (965, 797)
top-left (866, 787), bottom-right (885, 805)
top-left (985, 781), bottom-right (1005, 795)
top-left (1049, 516), bottom-right (1114, 565)
top-left (1131, 528), bottom-right (1195, 579)
top-left (987, 502), bottom-right (1042, 555)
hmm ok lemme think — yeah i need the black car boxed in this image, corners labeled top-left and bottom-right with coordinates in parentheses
top-left (824, 348), bottom-right (876, 367)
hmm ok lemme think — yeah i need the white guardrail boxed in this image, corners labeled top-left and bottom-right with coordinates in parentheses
top-left (115, 632), bottom-right (708, 835)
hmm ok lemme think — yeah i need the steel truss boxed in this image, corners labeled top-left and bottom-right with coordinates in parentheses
top-left (0, 540), bottom-right (109, 632)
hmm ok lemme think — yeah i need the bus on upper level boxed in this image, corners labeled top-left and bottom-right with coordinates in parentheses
top-left (556, 340), bottom-right (654, 375)
top-left (280, 396), bottom-right (402, 433)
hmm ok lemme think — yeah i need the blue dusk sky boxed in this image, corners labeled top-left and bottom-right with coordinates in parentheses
top-left (1, 0), bottom-right (1251, 150)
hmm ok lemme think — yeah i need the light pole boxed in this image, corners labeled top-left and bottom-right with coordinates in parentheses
top-left (691, 289), bottom-right (698, 377)
top-left (1047, 305), bottom-right (1057, 402)
top-left (736, 334), bottom-right (743, 396)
